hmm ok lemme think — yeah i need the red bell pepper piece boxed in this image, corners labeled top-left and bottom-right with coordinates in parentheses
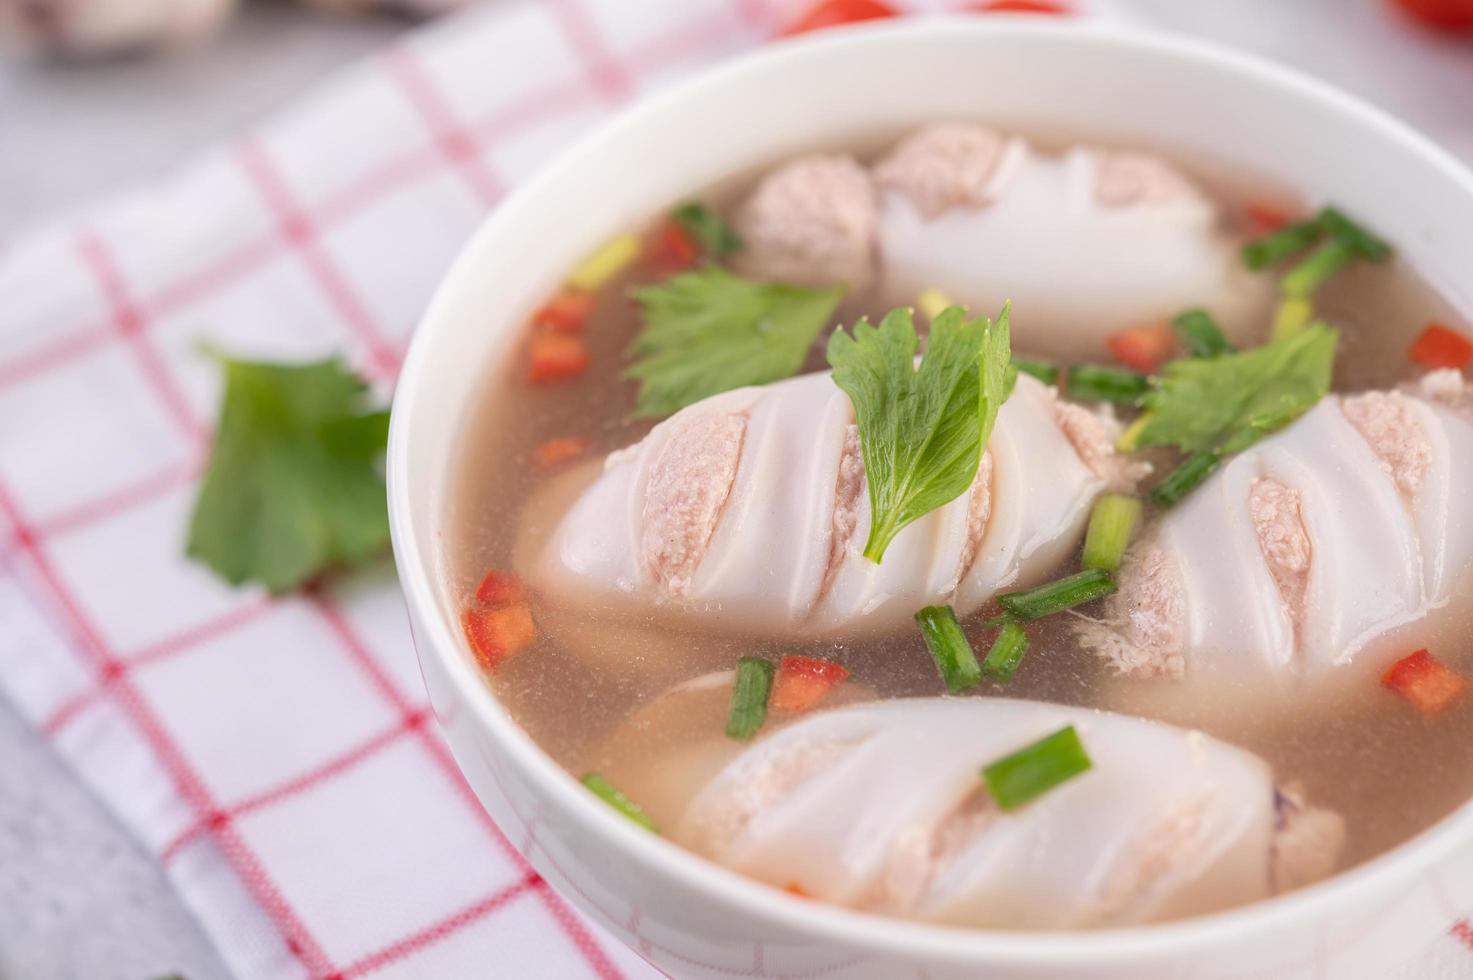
top-left (1408, 324), bottom-right (1473, 371)
top-left (462, 605), bottom-right (537, 671)
top-left (1105, 322), bottom-right (1175, 375)
top-left (1382, 649), bottom-right (1467, 716)
top-left (527, 333), bottom-right (590, 383)
top-left (771, 655), bottom-right (850, 713)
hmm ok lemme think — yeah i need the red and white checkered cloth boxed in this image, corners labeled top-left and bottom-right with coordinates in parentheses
top-left (2, 0), bottom-right (1473, 977)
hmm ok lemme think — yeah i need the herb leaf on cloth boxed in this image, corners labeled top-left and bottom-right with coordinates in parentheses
top-left (627, 267), bottom-right (843, 419)
top-left (827, 304), bottom-right (1013, 564)
top-left (186, 353), bottom-right (391, 593)
top-left (1136, 323), bottom-right (1338, 453)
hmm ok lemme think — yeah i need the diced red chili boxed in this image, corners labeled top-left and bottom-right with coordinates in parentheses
top-left (1244, 201), bottom-right (1293, 233)
top-left (783, 0), bottom-right (898, 35)
top-left (475, 569), bottom-right (526, 607)
top-left (971, 0), bottom-right (1072, 13)
top-left (1408, 323), bottom-right (1473, 371)
top-left (1382, 649), bottom-right (1467, 716)
top-left (528, 333), bottom-right (590, 383)
top-left (771, 655), bottom-right (850, 713)
top-left (785, 882), bottom-right (810, 898)
top-left (535, 290), bottom-right (594, 334)
top-left (462, 605), bottom-right (537, 670)
top-left (1105, 323), bottom-right (1175, 375)
top-left (533, 436), bottom-right (592, 470)
top-left (651, 219), bottom-right (701, 274)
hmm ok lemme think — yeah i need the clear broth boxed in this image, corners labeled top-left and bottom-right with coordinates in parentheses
top-left (444, 134), bottom-right (1473, 909)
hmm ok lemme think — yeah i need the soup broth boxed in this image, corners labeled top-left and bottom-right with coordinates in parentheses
top-left (444, 125), bottom-right (1473, 927)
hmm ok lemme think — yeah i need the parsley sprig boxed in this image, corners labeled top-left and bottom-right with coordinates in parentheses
top-left (186, 353), bottom-right (391, 593)
top-left (827, 304), bottom-right (1012, 564)
top-left (627, 267), bottom-right (843, 419)
top-left (1135, 323), bottom-right (1338, 454)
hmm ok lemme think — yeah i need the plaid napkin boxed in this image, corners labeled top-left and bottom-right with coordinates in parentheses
top-left (1, 0), bottom-right (1471, 977)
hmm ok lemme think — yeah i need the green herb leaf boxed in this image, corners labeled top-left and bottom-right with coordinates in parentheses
top-left (827, 304), bottom-right (1012, 564)
top-left (1135, 323), bottom-right (1338, 454)
top-left (628, 267), bottom-right (843, 419)
top-left (672, 202), bottom-right (743, 257)
top-left (982, 725), bottom-right (1093, 811)
top-left (186, 354), bottom-right (391, 593)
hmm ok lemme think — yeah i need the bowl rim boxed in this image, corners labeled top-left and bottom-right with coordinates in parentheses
top-left (389, 16), bottom-right (1473, 964)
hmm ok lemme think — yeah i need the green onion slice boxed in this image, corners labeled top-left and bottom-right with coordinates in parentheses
top-left (1081, 494), bottom-right (1143, 572)
top-left (1012, 358), bottom-right (1059, 386)
top-left (671, 202), bottom-right (743, 257)
top-left (997, 569), bottom-right (1117, 621)
top-left (1171, 309), bottom-right (1233, 358)
top-left (981, 621), bottom-right (1030, 683)
top-left (581, 773), bottom-right (659, 832)
top-left (1241, 219), bottom-right (1322, 270)
top-left (982, 725), bottom-right (1093, 811)
top-left (1066, 365), bottom-right (1150, 404)
top-left (1149, 450), bottom-right (1223, 508)
top-left (726, 657), bottom-right (775, 741)
top-left (1281, 240), bottom-right (1355, 298)
top-left (1317, 206), bottom-right (1391, 262)
top-left (915, 605), bottom-right (982, 693)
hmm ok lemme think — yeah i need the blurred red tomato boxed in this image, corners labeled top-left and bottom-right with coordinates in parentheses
top-left (971, 0), bottom-right (1072, 13)
top-left (783, 0), bottom-right (900, 35)
top-left (1389, 0), bottom-right (1473, 31)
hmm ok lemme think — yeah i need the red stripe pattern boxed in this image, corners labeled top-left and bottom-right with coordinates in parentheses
top-left (7, 0), bottom-right (1461, 977)
top-left (0, 1), bottom-right (778, 976)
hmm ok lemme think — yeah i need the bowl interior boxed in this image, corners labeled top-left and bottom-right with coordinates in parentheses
top-left (388, 17), bottom-right (1473, 963)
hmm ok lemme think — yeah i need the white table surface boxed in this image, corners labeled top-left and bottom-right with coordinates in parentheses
top-left (0, 1), bottom-right (1468, 977)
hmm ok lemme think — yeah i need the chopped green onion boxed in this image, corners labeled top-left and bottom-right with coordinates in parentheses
top-left (981, 620), bottom-right (1030, 683)
top-left (1171, 309), bottom-right (1233, 358)
top-left (1241, 219), bottom-right (1323, 270)
top-left (671, 202), bottom-right (743, 257)
top-left (581, 773), bottom-right (659, 832)
top-left (915, 605), bottom-right (982, 693)
top-left (1081, 494), bottom-right (1143, 572)
top-left (1317, 206), bottom-right (1391, 262)
top-left (997, 568), bottom-right (1117, 621)
top-left (1114, 413), bottom-right (1150, 453)
top-left (916, 287), bottom-right (954, 322)
top-left (726, 657), bottom-right (775, 741)
top-left (1149, 450), bottom-right (1222, 507)
top-left (982, 725), bottom-right (1093, 811)
top-left (1013, 357), bottom-right (1059, 386)
top-left (1066, 364), bottom-right (1150, 404)
top-left (1271, 296), bottom-right (1314, 340)
top-left (1281, 241), bottom-right (1355, 298)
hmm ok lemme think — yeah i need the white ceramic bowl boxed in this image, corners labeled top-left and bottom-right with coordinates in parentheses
top-left (388, 19), bottom-right (1473, 979)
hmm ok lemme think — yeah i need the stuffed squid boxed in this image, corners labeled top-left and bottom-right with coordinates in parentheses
top-left (528, 370), bottom-right (1140, 639)
top-left (591, 688), bottom-right (1343, 929)
top-left (1080, 370), bottom-right (1473, 691)
top-left (734, 123), bottom-right (1268, 358)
